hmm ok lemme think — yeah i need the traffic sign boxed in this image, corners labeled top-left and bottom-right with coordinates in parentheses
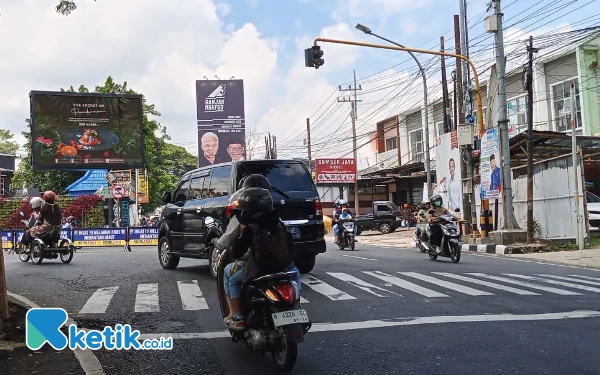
top-left (111, 185), bottom-right (126, 199)
top-left (105, 170), bottom-right (132, 185)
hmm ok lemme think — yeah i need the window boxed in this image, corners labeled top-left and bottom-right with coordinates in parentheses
top-left (507, 94), bottom-right (528, 134)
top-left (551, 78), bottom-right (582, 132)
top-left (385, 137), bottom-right (397, 151)
top-left (435, 119), bottom-right (454, 137)
top-left (188, 175), bottom-right (208, 199)
top-left (208, 165), bottom-right (232, 197)
top-left (376, 204), bottom-right (390, 212)
top-left (236, 162), bottom-right (316, 194)
top-left (587, 192), bottom-right (600, 203)
top-left (173, 179), bottom-right (190, 202)
top-left (409, 129), bottom-right (423, 162)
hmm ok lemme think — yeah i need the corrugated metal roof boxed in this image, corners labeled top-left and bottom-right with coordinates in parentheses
top-left (66, 169), bottom-right (109, 192)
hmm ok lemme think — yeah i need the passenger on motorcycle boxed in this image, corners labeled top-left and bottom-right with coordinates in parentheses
top-left (217, 174), bottom-right (301, 331)
top-left (19, 197), bottom-right (44, 248)
top-left (425, 194), bottom-right (451, 253)
top-left (415, 201), bottom-right (431, 239)
top-left (333, 200), bottom-right (356, 243)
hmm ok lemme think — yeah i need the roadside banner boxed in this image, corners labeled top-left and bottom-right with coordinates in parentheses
top-left (73, 228), bottom-right (127, 247)
top-left (2, 231), bottom-right (13, 249)
top-left (128, 227), bottom-right (159, 245)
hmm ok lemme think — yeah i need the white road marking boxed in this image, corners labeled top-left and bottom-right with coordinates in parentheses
top-left (467, 273), bottom-right (582, 295)
top-left (301, 274), bottom-right (356, 300)
top-left (78, 286), bottom-right (119, 314)
top-left (327, 272), bottom-right (402, 297)
top-left (363, 271), bottom-right (448, 298)
top-left (300, 296), bottom-right (310, 304)
top-left (337, 254), bottom-right (379, 262)
top-left (432, 272), bottom-right (540, 295)
top-left (537, 274), bottom-right (600, 287)
top-left (177, 280), bottom-right (209, 310)
top-left (568, 274), bottom-right (600, 282)
top-left (399, 272), bottom-right (493, 296)
top-left (464, 253), bottom-right (600, 272)
top-left (138, 310), bottom-right (600, 340)
top-left (505, 274), bottom-right (600, 294)
top-left (135, 283), bottom-right (160, 312)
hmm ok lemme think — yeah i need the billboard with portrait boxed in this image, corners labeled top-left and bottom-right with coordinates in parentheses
top-left (433, 131), bottom-right (463, 214)
top-left (29, 91), bottom-right (145, 170)
top-left (196, 79), bottom-right (246, 167)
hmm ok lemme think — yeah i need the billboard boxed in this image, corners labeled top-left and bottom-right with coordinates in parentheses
top-left (480, 127), bottom-right (502, 200)
top-left (196, 79), bottom-right (246, 168)
top-left (315, 158), bottom-right (357, 184)
top-left (29, 91), bottom-right (145, 170)
top-left (433, 131), bottom-right (463, 214)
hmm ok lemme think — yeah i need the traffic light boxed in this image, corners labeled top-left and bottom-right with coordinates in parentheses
top-left (304, 45), bottom-right (324, 69)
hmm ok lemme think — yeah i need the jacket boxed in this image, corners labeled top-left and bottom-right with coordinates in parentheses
top-left (334, 209), bottom-right (354, 222)
top-left (426, 206), bottom-right (451, 222)
top-left (217, 210), bottom-right (294, 287)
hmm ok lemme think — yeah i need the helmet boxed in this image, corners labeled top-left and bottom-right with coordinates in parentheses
top-left (238, 174), bottom-right (271, 190)
top-left (431, 194), bottom-right (443, 208)
top-left (228, 187), bottom-right (274, 224)
top-left (30, 197), bottom-right (43, 209)
top-left (338, 199), bottom-right (348, 207)
top-left (43, 191), bottom-right (56, 204)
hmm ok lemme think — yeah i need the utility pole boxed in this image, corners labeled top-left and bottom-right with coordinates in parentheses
top-left (306, 118), bottom-right (312, 175)
top-left (526, 36), bottom-right (538, 243)
top-left (571, 82), bottom-right (584, 250)
top-left (338, 70), bottom-right (362, 214)
top-left (454, 16), bottom-right (473, 229)
top-left (440, 36), bottom-right (451, 134)
top-left (460, 0), bottom-right (472, 116)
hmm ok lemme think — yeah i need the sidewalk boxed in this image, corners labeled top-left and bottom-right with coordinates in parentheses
top-left (328, 228), bottom-right (416, 248)
top-left (504, 248), bottom-right (600, 269)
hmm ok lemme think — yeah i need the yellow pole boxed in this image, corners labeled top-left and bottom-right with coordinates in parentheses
top-left (313, 38), bottom-right (484, 135)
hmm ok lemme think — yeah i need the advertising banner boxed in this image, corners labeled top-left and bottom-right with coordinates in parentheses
top-left (315, 158), bottom-right (357, 184)
top-left (128, 227), bottom-right (159, 245)
top-left (15, 229), bottom-right (72, 244)
top-left (196, 80), bottom-right (246, 168)
top-left (30, 91), bottom-right (145, 170)
top-left (2, 231), bottom-right (14, 249)
top-left (433, 131), bottom-right (463, 214)
top-left (480, 127), bottom-right (502, 200)
top-left (73, 228), bottom-right (127, 247)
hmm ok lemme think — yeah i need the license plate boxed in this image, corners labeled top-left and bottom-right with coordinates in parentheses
top-left (271, 309), bottom-right (309, 327)
top-left (288, 227), bottom-right (301, 240)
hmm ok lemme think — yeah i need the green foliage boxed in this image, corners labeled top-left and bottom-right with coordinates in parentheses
top-left (13, 76), bottom-right (198, 210)
top-left (0, 129), bottom-right (19, 155)
top-left (55, 0), bottom-right (96, 16)
top-left (532, 218), bottom-right (540, 236)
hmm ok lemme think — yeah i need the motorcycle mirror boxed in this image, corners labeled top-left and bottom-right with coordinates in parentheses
top-left (454, 208), bottom-right (461, 213)
top-left (205, 216), bottom-right (215, 227)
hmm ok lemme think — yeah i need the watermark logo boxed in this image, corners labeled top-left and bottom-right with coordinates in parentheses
top-left (26, 308), bottom-right (172, 350)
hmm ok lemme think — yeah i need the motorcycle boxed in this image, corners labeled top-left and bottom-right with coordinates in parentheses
top-left (16, 211), bottom-right (75, 265)
top-left (420, 208), bottom-right (462, 263)
top-left (212, 216), bottom-right (311, 372)
top-left (336, 216), bottom-right (356, 251)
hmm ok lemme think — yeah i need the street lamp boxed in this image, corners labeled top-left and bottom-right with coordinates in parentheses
top-left (356, 23), bottom-right (432, 198)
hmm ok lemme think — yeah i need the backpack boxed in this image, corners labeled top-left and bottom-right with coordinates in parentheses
top-left (248, 221), bottom-right (293, 275)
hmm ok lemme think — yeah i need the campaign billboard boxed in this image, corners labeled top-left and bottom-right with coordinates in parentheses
top-left (433, 131), bottom-right (463, 215)
top-left (196, 80), bottom-right (246, 168)
top-left (29, 91), bottom-right (145, 170)
top-left (315, 158), bottom-right (357, 184)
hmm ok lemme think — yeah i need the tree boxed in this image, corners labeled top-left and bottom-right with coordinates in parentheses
top-left (0, 129), bottom-right (19, 155)
top-left (55, 0), bottom-right (95, 16)
top-left (12, 76), bottom-right (196, 209)
top-left (245, 122), bottom-right (260, 160)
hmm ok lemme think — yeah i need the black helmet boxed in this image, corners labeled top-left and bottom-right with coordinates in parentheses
top-left (431, 194), bottom-right (443, 208)
top-left (238, 173), bottom-right (271, 190)
top-left (229, 174), bottom-right (274, 224)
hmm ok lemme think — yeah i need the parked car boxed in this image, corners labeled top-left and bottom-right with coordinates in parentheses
top-left (586, 191), bottom-right (600, 230)
top-left (355, 201), bottom-right (403, 235)
top-left (157, 159), bottom-right (326, 276)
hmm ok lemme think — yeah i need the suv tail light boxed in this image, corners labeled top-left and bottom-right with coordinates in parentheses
top-left (315, 200), bottom-right (323, 217)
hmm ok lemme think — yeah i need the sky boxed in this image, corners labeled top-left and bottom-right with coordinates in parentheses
top-left (0, 0), bottom-right (599, 170)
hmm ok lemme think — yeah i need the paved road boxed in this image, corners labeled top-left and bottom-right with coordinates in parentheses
top-left (4, 242), bottom-right (600, 374)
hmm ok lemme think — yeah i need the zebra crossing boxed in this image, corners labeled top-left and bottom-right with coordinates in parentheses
top-left (76, 272), bottom-right (600, 316)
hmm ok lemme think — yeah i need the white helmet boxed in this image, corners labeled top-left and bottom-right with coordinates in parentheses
top-left (30, 197), bottom-right (44, 209)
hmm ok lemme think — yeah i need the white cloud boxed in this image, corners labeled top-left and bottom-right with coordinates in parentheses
top-left (216, 2), bottom-right (232, 16)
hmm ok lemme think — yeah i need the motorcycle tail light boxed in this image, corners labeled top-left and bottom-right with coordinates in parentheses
top-left (275, 282), bottom-right (296, 304)
top-left (226, 200), bottom-right (239, 217)
top-left (264, 289), bottom-right (280, 302)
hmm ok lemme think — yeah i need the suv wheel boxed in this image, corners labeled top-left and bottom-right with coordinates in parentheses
top-left (158, 237), bottom-right (180, 270)
top-left (295, 254), bottom-right (316, 274)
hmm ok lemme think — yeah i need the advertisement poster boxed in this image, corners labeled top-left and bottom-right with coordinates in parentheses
top-left (15, 229), bottom-right (72, 244)
top-left (315, 158), bottom-right (357, 184)
top-left (72, 228), bottom-right (127, 247)
top-left (433, 131), bottom-right (463, 214)
top-left (2, 231), bottom-right (14, 249)
top-left (129, 227), bottom-right (159, 245)
top-left (30, 91), bottom-right (145, 170)
top-left (480, 127), bottom-right (502, 200)
top-left (196, 80), bottom-right (246, 167)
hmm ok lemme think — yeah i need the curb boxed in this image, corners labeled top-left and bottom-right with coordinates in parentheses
top-left (6, 291), bottom-right (105, 375)
top-left (461, 244), bottom-right (507, 255)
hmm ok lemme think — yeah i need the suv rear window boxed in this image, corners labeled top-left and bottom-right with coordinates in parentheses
top-left (237, 162), bottom-right (316, 192)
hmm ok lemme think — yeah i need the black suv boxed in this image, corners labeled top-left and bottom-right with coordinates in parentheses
top-left (157, 159), bottom-right (326, 276)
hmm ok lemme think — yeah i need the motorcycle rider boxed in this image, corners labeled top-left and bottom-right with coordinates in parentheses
top-left (425, 194), bottom-right (451, 253)
top-left (217, 174), bottom-right (301, 331)
top-left (415, 200), bottom-right (430, 240)
top-left (333, 200), bottom-right (357, 243)
top-left (19, 197), bottom-right (44, 248)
